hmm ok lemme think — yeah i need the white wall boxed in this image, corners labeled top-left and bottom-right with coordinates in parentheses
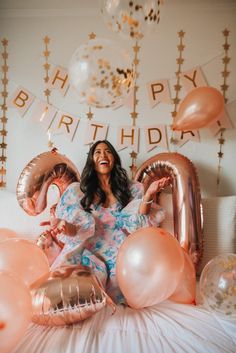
top-left (0, 0), bottom-right (236, 197)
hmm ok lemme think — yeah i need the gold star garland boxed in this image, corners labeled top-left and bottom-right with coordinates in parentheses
top-left (86, 33), bottom-right (96, 150)
top-left (129, 41), bottom-right (141, 179)
top-left (0, 38), bottom-right (9, 188)
top-left (42, 36), bottom-right (54, 148)
top-left (170, 30), bottom-right (186, 147)
top-left (216, 28), bottom-right (231, 192)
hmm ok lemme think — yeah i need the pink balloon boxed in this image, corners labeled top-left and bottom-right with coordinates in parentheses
top-left (172, 86), bottom-right (224, 130)
top-left (169, 249), bottom-right (196, 304)
top-left (117, 227), bottom-right (184, 309)
top-left (0, 270), bottom-right (32, 353)
top-left (0, 228), bottom-right (18, 242)
top-left (0, 238), bottom-right (50, 288)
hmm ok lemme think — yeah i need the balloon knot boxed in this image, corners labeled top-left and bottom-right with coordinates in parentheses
top-left (51, 147), bottom-right (58, 154)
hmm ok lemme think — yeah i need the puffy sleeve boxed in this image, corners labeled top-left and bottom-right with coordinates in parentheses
top-left (55, 182), bottom-right (95, 244)
top-left (117, 181), bottom-right (165, 233)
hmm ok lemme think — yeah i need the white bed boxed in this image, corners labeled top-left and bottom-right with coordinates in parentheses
top-left (0, 190), bottom-right (236, 353)
top-left (11, 301), bottom-right (236, 353)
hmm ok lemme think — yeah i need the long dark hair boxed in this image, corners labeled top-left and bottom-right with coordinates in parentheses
top-left (80, 140), bottom-right (132, 212)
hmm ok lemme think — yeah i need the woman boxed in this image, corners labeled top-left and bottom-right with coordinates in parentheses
top-left (48, 140), bottom-right (170, 303)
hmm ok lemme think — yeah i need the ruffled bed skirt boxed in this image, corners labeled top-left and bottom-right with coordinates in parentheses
top-left (12, 301), bottom-right (236, 353)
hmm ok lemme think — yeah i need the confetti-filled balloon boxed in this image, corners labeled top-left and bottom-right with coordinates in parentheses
top-left (100, 0), bottom-right (163, 40)
top-left (199, 253), bottom-right (236, 317)
top-left (69, 38), bottom-right (134, 108)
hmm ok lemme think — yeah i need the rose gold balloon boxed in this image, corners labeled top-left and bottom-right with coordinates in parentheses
top-left (117, 227), bottom-right (184, 309)
top-left (0, 228), bottom-right (18, 242)
top-left (16, 149), bottom-right (80, 216)
top-left (172, 86), bottom-right (224, 130)
top-left (169, 249), bottom-right (196, 304)
top-left (0, 270), bottom-right (32, 353)
top-left (0, 238), bottom-right (50, 288)
top-left (134, 152), bottom-right (203, 269)
top-left (31, 265), bottom-right (116, 326)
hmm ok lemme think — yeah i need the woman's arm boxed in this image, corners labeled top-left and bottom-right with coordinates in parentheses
top-left (139, 177), bottom-right (171, 215)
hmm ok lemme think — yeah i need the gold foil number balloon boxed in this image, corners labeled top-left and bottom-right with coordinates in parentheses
top-left (100, 0), bottom-right (163, 40)
top-left (31, 265), bottom-right (116, 326)
top-left (134, 152), bottom-right (203, 269)
top-left (16, 149), bottom-right (80, 216)
top-left (68, 38), bottom-right (134, 108)
top-left (199, 253), bottom-right (236, 317)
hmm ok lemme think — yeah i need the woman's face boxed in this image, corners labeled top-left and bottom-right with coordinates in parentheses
top-left (93, 142), bottom-right (115, 175)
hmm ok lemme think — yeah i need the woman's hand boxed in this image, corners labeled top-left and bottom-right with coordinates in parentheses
top-left (144, 177), bottom-right (171, 202)
top-left (40, 219), bottom-right (78, 237)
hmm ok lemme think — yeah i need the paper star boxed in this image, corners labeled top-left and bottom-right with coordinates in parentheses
top-left (43, 63), bottom-right (50, 71)
top-left (176, 58), bottom-right (184, 65)
top-left (2, 65), bottom-right (9, 72)
top-left (221, 84), bottom-right (229, 91)
top-left (1, 78), bottom-right (9, 85)
top-left (0, 117), bottom-right (8, 124)
top-left (44, 89), bottom-right (51, 97)
top-left (222, 56), bottom-right (230, 64)
top-left (86, 110), bottom-right (93, 120)
top-left (43, 36), bottom-right (50, 44)
top-left (130, 151), bottom-right (137, 159)
top-left (171, 111), bottom-right (177, 118)
top-left (223, 43), bottom-right (230, 51)
top-left (178, 30), bottom-right (185, 38)
top-left (1, 39), bottom-right (8, 46)
top-left (221, 70), bottom-right (230, 78)
top-left (173, 97), bottom-right (180, 105)
top-left (133, 44), bottom-right (140, 53)
top-left (0, 155), bottom-right (7, 162)
top-left (177, 44), bottom-right (185, 51)
top-left (174, 84), bottom-right (182, 91)
top-left (2, 52), bottom-right (8, 60)
top-left (222, 29), bottom-right (230, 36)
top-left (43, 50), bottom-right (50, 57)
top-left (130, 112), bottom-right (138, 119)
top-left (218, 138), bottom-right (225, 145)
top-left (89, 32), bottom-right (96, 40)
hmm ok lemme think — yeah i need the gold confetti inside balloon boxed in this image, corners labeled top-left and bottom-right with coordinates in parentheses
top-left (100, 0), bottom-right (163, 40)
top-left (199, 253), bottom-right (236, 317)
top-left (69, 38), bottom-right (134, 108)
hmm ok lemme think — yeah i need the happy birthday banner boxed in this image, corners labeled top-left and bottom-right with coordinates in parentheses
top-left (6, 63), bottom-right (234, 152)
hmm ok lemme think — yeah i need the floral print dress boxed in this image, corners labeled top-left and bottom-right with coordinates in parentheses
top-left (52, 181), bottom-right (165, 304)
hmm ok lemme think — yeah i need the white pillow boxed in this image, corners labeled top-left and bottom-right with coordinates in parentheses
top-left (159, 193), bottom-right (236, 274)
top-left (0, 188), bottom-right (59, 241)
top-left (198, 196), bottom-right (236, 273)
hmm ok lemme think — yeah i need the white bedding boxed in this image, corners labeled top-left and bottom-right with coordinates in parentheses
top-left (12, 301), bottom-right (236, 353)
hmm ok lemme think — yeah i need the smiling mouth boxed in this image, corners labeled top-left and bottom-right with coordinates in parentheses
top-left (99, 160), bottom-right (109, 166)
